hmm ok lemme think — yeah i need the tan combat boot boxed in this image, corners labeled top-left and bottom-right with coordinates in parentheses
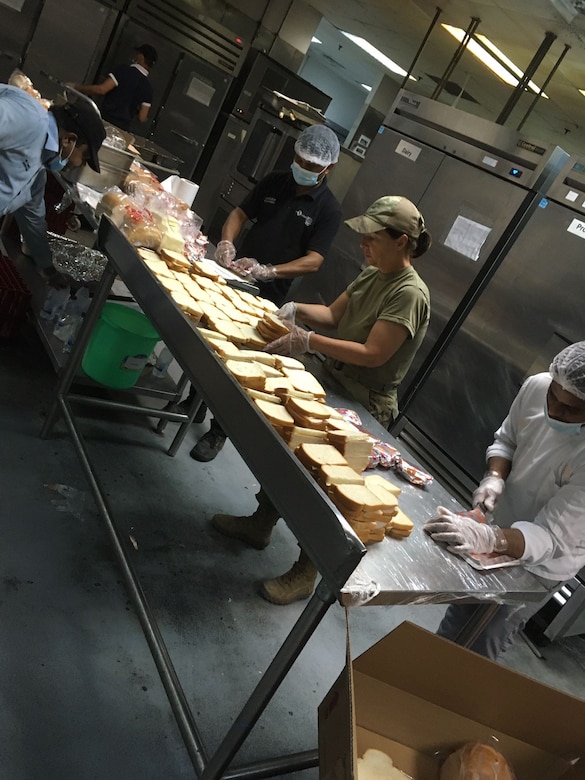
top-left (260, 550), bottom-right (318, 605)
top-left (212, 489), bottom-right (279, 550)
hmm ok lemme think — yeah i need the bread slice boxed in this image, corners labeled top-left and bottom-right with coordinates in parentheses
top-left (289, 371), bottom-right (326, 398)
top-left (387, 508), bottom-right (414, 537)
top-left (238, 350), bottom-right (276, 367)
top-left (330, 483), bottom-right (386, 513)
top-left (254, 398), bottom-right (295, 427)
top-left (210, 339), bottom-right (243, 361)
top-left (286, 427), bottom-right (329, 450)
top-left (285, 397), bottom-right (332, 421)
top-left (236, 324), bottom-right (269, 348)
top-left (191, 259), bottom-right (221, 281)
top-left (318, 464), bottom-right (365, 487)
top-left (225, 359), bottom-right (266, 389)
top-left (296, 443), bottom-right (349, 469)
top-left (274, 355), bottom-right (305, 371)
top-left (245, 388), bottom-right (282, 404)
top-left (363, 474), bottom-right (402, 498)
top-left (197, 325), bottom-right (227, 341)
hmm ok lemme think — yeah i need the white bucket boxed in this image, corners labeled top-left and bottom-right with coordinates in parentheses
top-left (161, 175), bottom-right (199, 207)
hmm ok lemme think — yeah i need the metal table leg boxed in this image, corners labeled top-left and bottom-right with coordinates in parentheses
top-left (201, 581), bottom-right (336, 780)
top-left (40, 260), bottom-right (116, 438)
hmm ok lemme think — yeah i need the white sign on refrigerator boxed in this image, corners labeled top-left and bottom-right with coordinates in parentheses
top-left (444, 215), bottom-right (492, 261)
top-left (567, 218), bottom-right (585, 239)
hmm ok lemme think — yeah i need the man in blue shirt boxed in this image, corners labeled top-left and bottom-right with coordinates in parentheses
top-left (73, 44), bottom-right (157, 131)
top-left (0, 85), bottom-right (106, 286)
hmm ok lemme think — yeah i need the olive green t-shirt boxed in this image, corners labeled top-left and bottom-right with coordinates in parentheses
top-left (332, 265), bottom-right (430, 394)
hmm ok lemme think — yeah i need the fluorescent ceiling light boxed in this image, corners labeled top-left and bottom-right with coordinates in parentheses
top-left (361, 83), bottom-right (372, 92)
top-left (311, 36), bottom-right (322, 44)
top-left (579, 89), bottom-right (585, 98)
top-left (341, 31), bottom-right (417, 81)
top-left (442, 24), bottom-right (548, 98)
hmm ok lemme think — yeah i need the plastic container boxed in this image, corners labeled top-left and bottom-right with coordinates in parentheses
top-left (82, 302), bottom-right (160, 388)
top-left (152, 345), bottom-right (173, 378)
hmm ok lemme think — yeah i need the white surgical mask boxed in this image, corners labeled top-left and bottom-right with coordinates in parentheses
top-left (544, 403), bottom-right (584, 435)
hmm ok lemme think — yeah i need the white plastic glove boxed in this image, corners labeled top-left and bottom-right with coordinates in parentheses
top-left (472, 474), bottom-right (505, 513)
top-left (265, 324), bottom-right (314, 356)
top-left (214, 240), bottom-right (236, 268)
top-left (424, 506), bottom-right (497, 554)
top-left (276, 301), bottom-right (297, 325)
top-left (231, 257), bottom-right (277, 281)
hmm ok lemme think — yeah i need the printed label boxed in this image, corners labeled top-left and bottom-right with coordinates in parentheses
top-left (395, 139), bottom-right (421, 162)
top-left (567, 218), bottom-right (585, 239)
top-left (122, 354), bottom-right (148, 372)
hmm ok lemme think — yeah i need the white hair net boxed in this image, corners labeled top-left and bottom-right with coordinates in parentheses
top-left (550, 341), bottom-right (585, 401)
top-left (294, 125), bottom-right (340, 167)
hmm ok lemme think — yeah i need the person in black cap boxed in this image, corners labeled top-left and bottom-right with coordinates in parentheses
top-left (0, 84), bottom-right (106, 286)
top-left (73, 44), bottom-right (157, 131)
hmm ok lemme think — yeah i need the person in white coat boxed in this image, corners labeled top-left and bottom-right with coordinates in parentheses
top-left (424, 341), bottom-right (585, 659)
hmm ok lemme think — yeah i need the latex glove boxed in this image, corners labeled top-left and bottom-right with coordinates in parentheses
top-left (214, 240), bottom-right (236, 268)
top-left (276, 301), bottom-right (297, 325)
top-left (424, 506), bottom-right (497, 554)
top-left (232, 257), bottom-right (277, 281)
top-left (265, 324), bottom-right (314, 356)
top-left (472, 474), bottom-right (505, 513)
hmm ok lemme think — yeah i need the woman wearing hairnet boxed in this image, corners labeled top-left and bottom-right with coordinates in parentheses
top-left (425, 341), bottom-right (585, 659)
top-left (191, 124), bottom-right (343, 462)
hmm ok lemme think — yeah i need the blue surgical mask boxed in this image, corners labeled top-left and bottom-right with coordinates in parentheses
top-left (544, 403), bottom-right (584, 435)
top-left (47, 144), bottom-right (74, 173)
top-left (291, 161), bottom-right (324, 187)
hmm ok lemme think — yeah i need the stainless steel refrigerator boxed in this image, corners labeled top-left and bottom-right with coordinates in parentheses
top-left (400, 154), bottom-right (585, 499)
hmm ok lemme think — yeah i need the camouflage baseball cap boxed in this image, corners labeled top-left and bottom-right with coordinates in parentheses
top-left (345, 196), bottom-right (425, 239)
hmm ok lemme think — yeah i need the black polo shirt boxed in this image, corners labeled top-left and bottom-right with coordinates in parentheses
top-left (101, 63), bottom-right (153, 130)
top-left (238, 170), bottom-right (342, 304)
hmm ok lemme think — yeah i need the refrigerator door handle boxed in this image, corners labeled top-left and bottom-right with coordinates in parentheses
top-left (171, 130), bottom-right (200, 147)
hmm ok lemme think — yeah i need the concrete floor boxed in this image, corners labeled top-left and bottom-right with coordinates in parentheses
top-left (3, 315), bottom-right (585, 780)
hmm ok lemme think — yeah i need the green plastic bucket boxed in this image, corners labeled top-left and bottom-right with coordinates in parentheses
top-left (82, 302), bottom-right (160, 388)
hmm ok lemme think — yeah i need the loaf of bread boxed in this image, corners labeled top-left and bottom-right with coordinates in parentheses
top-left (440, 743), bottom-right (516, 780)
top-left (357, 748), bottom-right (411, 780)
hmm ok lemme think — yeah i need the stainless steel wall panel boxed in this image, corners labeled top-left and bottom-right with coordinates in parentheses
top-left (21, 0), bottom-right (119, 99)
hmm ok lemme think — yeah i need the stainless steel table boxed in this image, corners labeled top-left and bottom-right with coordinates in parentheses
top-left (42, 218), bottom-right (547, 780)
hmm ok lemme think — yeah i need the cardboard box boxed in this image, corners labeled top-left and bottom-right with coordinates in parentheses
top-left (318, 621), bottom-right (585, 780)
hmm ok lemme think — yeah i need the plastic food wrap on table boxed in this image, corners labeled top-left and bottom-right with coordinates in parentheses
top-left (48, 236), bottom-right (107, 282)
top-left (332, 408), bottom-right (434, 488)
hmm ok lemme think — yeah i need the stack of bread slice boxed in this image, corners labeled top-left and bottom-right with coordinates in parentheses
top-left (327, 429), bottom-right (375, 472)
top-left (363, 475), bottom-right (413, 538)
top-left (255, 312), bottom-right (290, 343)
top-left (329, 482), bottom-right (399, 543)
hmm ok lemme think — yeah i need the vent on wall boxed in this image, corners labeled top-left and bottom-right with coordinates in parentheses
top-left (126, 0), bottom-right (247, 74)
top-left (425, 74), bottom-right (479, 103)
